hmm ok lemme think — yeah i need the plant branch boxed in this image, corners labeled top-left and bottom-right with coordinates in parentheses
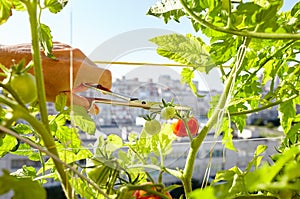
top-left (0, 125), bottom-right (110, 199)
top-left (230, 95), bottom-right (299, 116)
top-left (179, 0), bottom-right (300, 40)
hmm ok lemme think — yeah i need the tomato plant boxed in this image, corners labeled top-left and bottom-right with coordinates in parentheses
top-left (10, 73), bottom-right (37, 104)
top-left (1, 0), bottom-right (300, 199)
top-left (172, 117), bottom-right (199, 137)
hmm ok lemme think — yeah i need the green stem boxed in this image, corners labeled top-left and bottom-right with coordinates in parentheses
top-left (24, 0), bottom-right (50, 131)
top-left (179, 0), bottom-right (300, 40)
top-left (20, 1), bottom-right (73, 198)
top-left (230, 94), bottom-right (299, 116)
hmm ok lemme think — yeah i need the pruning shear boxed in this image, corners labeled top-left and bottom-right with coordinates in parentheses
top-left (82, 83), bottom-right (191, 113)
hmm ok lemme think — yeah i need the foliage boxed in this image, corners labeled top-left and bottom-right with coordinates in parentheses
top-left (0, 0), bottom-right (300, 199)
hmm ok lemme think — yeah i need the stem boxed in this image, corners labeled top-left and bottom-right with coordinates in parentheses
top-left (24, 0), bottom-right (50, 131)
top-left (19, 1), bottom-right (74, 198)
top-left (0, 125), bottom-right (110, 199)
top-left (180, 39), bottom-right (250, 196)
top-left (230, 95), bottom-right (299, 116)
top-left (179, 0), bottom-right (300, 40)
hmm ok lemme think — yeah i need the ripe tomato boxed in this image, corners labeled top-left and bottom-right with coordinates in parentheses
top-left (172, 117), bottom-right (199, 137)
top-left (144, 119), bottom-right (161, 135)
top-left (160, 106), bottom-right (176, 120)
top-left (10, 73), bottom-right (37, 104)
top-left (133, 184), bottom-right (172, 199)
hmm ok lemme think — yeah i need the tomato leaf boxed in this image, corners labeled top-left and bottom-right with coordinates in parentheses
top-left (0, 170), bottom-right (46, 199)
top-left (39, 23), bottom-right (55, 59)
top-left (55, 92), bottom-right (67, 112)
top-left (0, 135), bottom-right (18, 157)
top-left (72, 105), bottom-right (96, 135)
top-left (0, 0), bottom-right (12, 25)
top-left (181, 68), bottom-right (205, 98)
top-left (147, 0), bottom-right (184, 23)
top-left (44, 0), bottom-right (68, 14)
top-left (150, 34), bottom-right (215, 73)
top-left (189, 186), bottom-right (216, 199)
top-left (278, 99), bottom-right (296, 133)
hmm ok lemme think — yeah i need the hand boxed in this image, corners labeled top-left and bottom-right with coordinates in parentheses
top-left (0, 42), bottom-right (112, 114)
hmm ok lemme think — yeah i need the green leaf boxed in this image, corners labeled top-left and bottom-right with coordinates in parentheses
top-left (189, 186), bottom-right (216, 199)
top-left (0, 135), bottom-right (18, 157)
top-left (210, 36), bottom-right (240, 65)
top-left (54, 125), bottom-right (81, 151)
top-left (72, 105), bottom-right (96, 135)
top-left (150, 34), bottom-right (214, 73)
top-left (181, 68), bottom-right (205, 98)
top-left (106, 134), bottom-right (123, 153)
top-left (291, 1), bottom-right (300, 17)
top-left (218, 118), bottom-right (236, 151)
top-left (39, 23), bottom-right (55, 58)
top-left (147, 0), bottom-right (185, 23)
top-left (44, 0), bottom-right (68, 14)
top-left (281, 122), bottom-right (300, 148)
top-left (11, 166), bottom-right (37, 178)
top-left (0, 0), bottom-right (12, 25)
top-left (278, 99), bottom-right (296, 133)
top-left (55, 92), bottom-right (67, 112)
top-left (0, 170), bottom-right (46, 199)
top-left (12, 123), bottom-right (33, 134)
top-left (254, 145), bottom-right (268, 157)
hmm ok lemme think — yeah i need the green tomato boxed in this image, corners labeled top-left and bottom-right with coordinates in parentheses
top-left (10, 73), bottom-right (37, 104)
top-left (144, 120), bottom-right (161, 135)
top-left (160, 106), bottom-right (176, 120)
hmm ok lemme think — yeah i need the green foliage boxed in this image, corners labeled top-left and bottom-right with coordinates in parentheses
top-left (0, 169), bottom-right (46, 199)
top-left (39, 23), bottom-right (55, 58)
top-left (72, 105), bottom-right (96, 135)
top-left (150, 33), bottom-right (214, 73)
top-left (44, 0), bottom-right (68, 14)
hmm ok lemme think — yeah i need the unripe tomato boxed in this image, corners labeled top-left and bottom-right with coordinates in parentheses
top-left (144, 120), bottom-right (161, 135)
top-left (160, 107), bottom-right (176, 120)
top-left (172, 117), bottom-right (199, 137)
top-left (10, 73), bottom-right (37, 104)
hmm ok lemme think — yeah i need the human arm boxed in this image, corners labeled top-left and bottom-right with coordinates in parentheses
top-left (0, 42), bottom-right (112, 113)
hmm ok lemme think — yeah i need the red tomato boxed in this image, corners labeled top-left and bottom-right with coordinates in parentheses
top-left (133, 190), bottom-right (172, 199)
top-left (132, 183), bottom-right (172, 199)
top-left (172, 117), bottom-right (199, 137)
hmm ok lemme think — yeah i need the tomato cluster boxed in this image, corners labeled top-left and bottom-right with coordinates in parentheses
top-left (143, 102), bottom-right (199, 138)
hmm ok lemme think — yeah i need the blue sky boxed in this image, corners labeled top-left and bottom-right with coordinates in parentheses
top-left (0, 0), bottom-right (298, 91)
